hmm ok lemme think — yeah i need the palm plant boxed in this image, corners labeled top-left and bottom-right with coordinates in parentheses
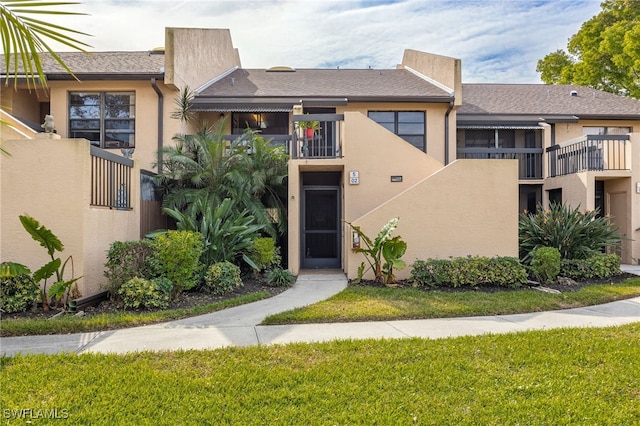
top-left (157, 119), bottom-right (288, 237)
top-left (1, 0), bottom-right (91, 90)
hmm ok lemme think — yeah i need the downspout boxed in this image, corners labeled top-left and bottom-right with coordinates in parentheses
top-left (444, 99), bottom-right (455, 165)
top-left (150, 78), bottom-right (164, 172)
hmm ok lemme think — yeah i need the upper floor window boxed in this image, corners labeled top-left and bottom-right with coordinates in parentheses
top-left (464, 129), bottom-right (515, 148)
top-left (368, 111), bottom-right (425, 151)
top-left (583, 126), bottom-right (631, 136)
top-left (69, 92), bottom-right (135, 149)
top-left (232, 112), bottom-right (289, 135)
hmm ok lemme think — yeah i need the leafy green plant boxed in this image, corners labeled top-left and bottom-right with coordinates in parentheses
top-left (250, 237), bottom-right (281, 272)
top-left (266, 268), bottom-right (295, 287)
top-left (347, 217), bottom-right (407, 285)
top-left (203, 262), bottom-right (243, 295)
top-left (150, 230), bottom-right (203, 296)
top-left (163, 197), bottom-right (264, 270)
top-left (104, 240), bottom-right (155, 298)
top-left (0, 273), bottom-right (40, 313)
top-left (529, 247), bottom-right (561, 284)
top-left (519, 203), bottom-right (621, 264)
top-left (118, 277), bottom-right (172, 310)
top-left (18, 215), bottom-right (82, 310)
top-left (410, 256), bottom-right (527, 288)
top-left (561, 253), bottom-right (621, 281)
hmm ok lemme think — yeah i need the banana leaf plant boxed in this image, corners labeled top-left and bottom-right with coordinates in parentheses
top-left (19, 215), bottom-right (81, 310)
top-left (347, 217), bottom-right (407, 285)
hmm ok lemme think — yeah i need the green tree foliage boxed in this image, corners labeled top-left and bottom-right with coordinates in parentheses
top-left (157, 120), bottom-right (288, 238)
top-left (536, 0), bottom-right (640, 98)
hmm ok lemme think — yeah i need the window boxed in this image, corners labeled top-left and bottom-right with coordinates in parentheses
top-left (69, 92), bottom-right (135, 149)
top-left (368, 111), bottom-right (425, 150)
top-left (232, 112), bottom-right (289, 135)
top-left (464, 129), bottom-right (515, 148)
top-left (583, 126), bottom-right (631, 135)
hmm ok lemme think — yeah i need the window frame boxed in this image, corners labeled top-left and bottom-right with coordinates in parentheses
top-left (68, 91), bottom-right (136, 149)
top-left (368, 110), bottom-right (426, 151)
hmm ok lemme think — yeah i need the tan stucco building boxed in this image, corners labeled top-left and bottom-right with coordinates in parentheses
top-left (1, 28), bottom-right (638, 296)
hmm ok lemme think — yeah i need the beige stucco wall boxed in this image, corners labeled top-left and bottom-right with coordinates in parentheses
top-left (555, 119), bottom-right (637, 143)
top-left (287, 111), bottom-right (518, 278)
top-left (0, 136), bottom-right (140, 296)
top-left (631, 133), bottom-right (640, 264)
top-left (164, 28), bottom-right (241, 90)
top-left (400, 49), bottom-right (461, 105)
top-left (348, 159), bottom-right (519, 280)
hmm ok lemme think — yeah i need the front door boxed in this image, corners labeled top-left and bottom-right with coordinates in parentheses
top-left (302, 186), bottom-right (341, 268)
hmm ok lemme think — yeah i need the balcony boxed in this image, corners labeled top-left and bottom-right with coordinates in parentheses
top-left (456, 148), bottom-right (544, 179)
top-left (547, 135), bottom-right (630, 177)
top-left (291, 114), bottom-right (344, 159)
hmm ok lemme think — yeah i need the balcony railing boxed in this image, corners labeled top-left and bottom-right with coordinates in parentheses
top-left (291, 114), bottom-right (344, 159)
top-left (456, 148), bottom-right (544, 179)
top-left (547, 135), bottom-right (629, 177)
top-left (90, 145), bottom-right (133, 209)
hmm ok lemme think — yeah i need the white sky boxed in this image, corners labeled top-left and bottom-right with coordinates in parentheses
top-left (41, 0), bottom-right (602, 83)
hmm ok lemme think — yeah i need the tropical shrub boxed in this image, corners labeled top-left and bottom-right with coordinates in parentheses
top-left (266, 268), bottom-right (295, 287)
top-left (561, 253), bottom-right (621, 281)
top-left (150, 230), bottom-right (203, 295)
top-left (118, 277), bottom-right (172, 310)
top-left (250, 237), bottom-right (281, 272)
top-left (529, 246), bottom-right (561, 284)
top-left (347, 217), bottom-right (407, 284)
top-left (104, 240), bottom-right (155, 298)
top-left (519, 203), bottom-right (621, 263)
top-left (0, 274), bottom-right (40, 313)
top-left (18, 215), bottom-right (81, 309)
top-left (203, 262), bottom-right (242, 295)
top-left (157, 120), bottom-right (288, 238)
top-left (163, 197), bottom-right (264, 270)
top-left (411, 256), bottom-right (527, 288)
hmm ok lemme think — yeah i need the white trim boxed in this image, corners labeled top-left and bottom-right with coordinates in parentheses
top-left (194, 66), bottom-right (239, 94)
top-left (403, 65), bottom-right (454, 96)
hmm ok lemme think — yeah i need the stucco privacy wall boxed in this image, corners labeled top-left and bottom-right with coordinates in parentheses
top-left (0, 136), bottom-right (140, 296)
top-left (347, 159), bottom-right (519, 280)
top-left (164, 28), bottom-right (241, 90)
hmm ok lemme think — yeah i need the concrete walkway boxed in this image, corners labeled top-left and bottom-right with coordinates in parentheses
top-left (1, 267), bottom-right (639, 356)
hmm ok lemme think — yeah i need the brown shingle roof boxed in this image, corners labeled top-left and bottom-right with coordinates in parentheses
top-left (459, 84), bottom-right (640, 118)
top-left (1, 51), bottom-right (165, 76)
top-left (196, 68), bottom-right (451, 100)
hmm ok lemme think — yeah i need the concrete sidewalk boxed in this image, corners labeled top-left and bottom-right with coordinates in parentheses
top-left (2, 267), bottom-right (639, 356)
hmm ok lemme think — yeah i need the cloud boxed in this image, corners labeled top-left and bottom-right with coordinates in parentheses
top-left (46, 0), bottom-right (602, 83)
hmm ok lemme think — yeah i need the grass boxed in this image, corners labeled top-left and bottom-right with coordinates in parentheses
top-left (1, 323), bottom-right (639, 424)
top-left (0, 292), bottom-right (270, 337)
top-left (262, 277), bottom-right (640, 324)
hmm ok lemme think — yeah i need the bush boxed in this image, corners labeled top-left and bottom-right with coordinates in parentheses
top-left (519, 203), bottom-right (621, 264)
top-left (250, 237), bottom-right (282, 272)
top-left (203, 262), bottom-right (243, 295)
top-left (561, 253), bottom-right (621, 281)
top-left (266, 268), bottom-right (295, 287)
top-left (529, 246), bottom-right (561, 284)
top-left (151, 230), bottom-right (204, 294)
top-left (104, 240), bottom-right (155, 297)
top-left (411, 256), bottom-right (527, 288)
top-left (0, 274), bottom-right (40, 313)
top-left (118, 277), bottom-right (172, 310)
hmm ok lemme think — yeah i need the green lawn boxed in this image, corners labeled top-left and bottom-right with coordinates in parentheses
top-left (263, 278), bottom-right (640, 324)
top-left (0, 292), bottom-right (270, 337)
top-left (2, 323), bottom-right (639, 425)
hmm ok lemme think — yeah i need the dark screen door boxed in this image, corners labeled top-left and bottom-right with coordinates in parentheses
top-left (302, 187), bottom-right (340, 268)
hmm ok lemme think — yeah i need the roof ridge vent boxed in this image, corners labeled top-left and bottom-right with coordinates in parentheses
top-left (570, 90), bottom-right (578, 97)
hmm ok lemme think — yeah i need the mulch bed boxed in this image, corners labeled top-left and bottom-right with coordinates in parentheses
top-left (2, 273), bottom-right (636, 321)
top-left (1, 275), bottom-right (289, 321)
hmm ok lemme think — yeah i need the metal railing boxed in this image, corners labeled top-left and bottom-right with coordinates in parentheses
top-left (547, 135), bottom-right (629, 177)
top-left (90, 145), bottom-right (133, 209)
top-left (456, 148), bottom-right (544, 179)
top-left (291, 114), bottom-right (344, 159)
